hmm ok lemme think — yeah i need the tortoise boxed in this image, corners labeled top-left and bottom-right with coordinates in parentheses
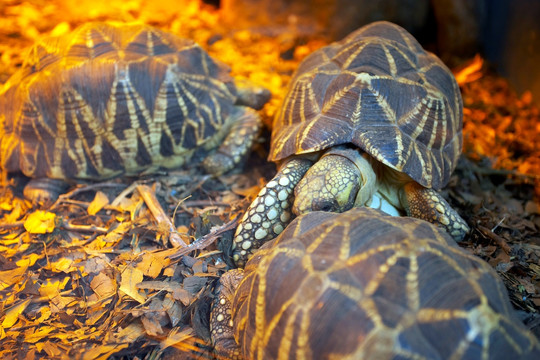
top-left (0, 22), bottom-right (269, 201)
top-left (211, 207), bottom-right (540, 360)
top-left (231, 21), bottom-right (468, 266)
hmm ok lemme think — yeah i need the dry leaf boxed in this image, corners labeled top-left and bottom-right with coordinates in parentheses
top-left (24, 210), bottom-right (57, 234)
top-left (163, 295), bottom-right (183, 327)
top-left (16, 253), bottom-right (43, 267)
top-left (141, 314), bottom-right (163, 336)
top-left (159, 327), bottom-right (197, 352)
top-left (50, 257), bottom-right (77, 273)
top-left (120, 266), bottom-right (146, 304)
top-left (136, 252), bottom-right (169, 278)
top-left (90, 272), bottom-right (117, 300)
top-left (2, 299), bottom-right (31, 328)
top-left (81, 344), bottom-right (130, 360)
top-left (88, 191), bottom-right (110, 216)
top-left (25, 326), bottom-right (56, 343)
top-left (113, 322), bottom-right (145, 343)
top-left (0, 265), bottom-right (29, 291)
top-left (38, 277), bottom-right (69, 299)
top-left (172, 287), bottom-right (192, 306)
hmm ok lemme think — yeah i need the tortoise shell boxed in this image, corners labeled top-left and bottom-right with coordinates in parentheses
top-left (270, 21), bottom-right (463, 189)
top-left (231, 208), bottom-right (539, 359)
top-left (0, 22), bottom-right (238, 180)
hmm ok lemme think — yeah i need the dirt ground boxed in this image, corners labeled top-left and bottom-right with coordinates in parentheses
top-left (0, 1), bottom-right (539, 359)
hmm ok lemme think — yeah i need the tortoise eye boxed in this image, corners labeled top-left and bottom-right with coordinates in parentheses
top-left (314, 199), bottom-right (337, 212)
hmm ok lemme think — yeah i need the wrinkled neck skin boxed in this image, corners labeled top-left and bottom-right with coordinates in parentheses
top-left (368, 156), bottom-right (412, 215)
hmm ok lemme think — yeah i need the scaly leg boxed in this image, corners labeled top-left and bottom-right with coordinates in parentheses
top-left (210, 269), bottom-right (244, 360)
top-left (202, 106), bottom-right (262, 176)
top-left (400, 182), bottom-right (469, 241)
top-left (232, 158), bottom-right (312, 267)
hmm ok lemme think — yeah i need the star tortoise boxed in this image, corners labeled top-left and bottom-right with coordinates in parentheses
top-left (232, 21), bottom-right (468, 266)
top-left (211, 207), bottom-right (540, 360)
top-left (0, 22), bottom-right (269, 201)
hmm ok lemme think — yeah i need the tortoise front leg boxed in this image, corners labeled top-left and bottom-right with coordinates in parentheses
top-left (400, 182), bottom-right (470, 241)
top-left (232, 158), bottom-right (312, 267)
top-left (202, 106), bottom-right (262, 176)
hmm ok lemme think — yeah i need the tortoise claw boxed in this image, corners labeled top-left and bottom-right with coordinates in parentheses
top-left (400, 182), bottom-right (470, 241)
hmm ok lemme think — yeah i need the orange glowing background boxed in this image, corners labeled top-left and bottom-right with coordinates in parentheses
top-left (0, 1), bottom-right (539, 359)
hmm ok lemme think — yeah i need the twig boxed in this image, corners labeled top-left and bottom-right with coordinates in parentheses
top-left (477, 224), bottom-right (512, 254)
top-left (168, 218), bottom-right (238, 260)
top-left (61, 222), bottom-right (108, 234)
top-left (182, 200), bottom-right (231, 208)
top-left (111, 182), bottom-right (139, 207)
top-left (50, 182), bottom-right (126, 210)
top-left (136, 184), bottom-right (187, 247)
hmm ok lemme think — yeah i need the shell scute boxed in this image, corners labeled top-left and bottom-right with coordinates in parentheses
top-left (0, 22), bottom-right (243, 180)
top-left (271, 21), bottom-right (463, 189)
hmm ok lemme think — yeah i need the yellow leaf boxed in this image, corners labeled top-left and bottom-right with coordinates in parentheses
top-left (25, 325), bottom-right (56, 343)
top-left (16, 253), bottom-right (42, 267)
top-left (50, 257), bottom-right (76, 273)
top-left (120, 266), bottom-right (146, 304)
top-left (0, 265), bottom-right (29, 291)
top-left (90, 272), bottom-right (117, 299)
top-left (2, 299), bottom-right (31, 328)
top-left (36, 307), bottom-right (52, 323)
top-left (38, 277), bottom-right (69, 298)
top-left (88, 191), bottom-right (109, 216)
top-left (24, 210), bottom-right (57, 234)
top-left (113, 322), bottom-right (145, 343)
top-left (81, 344), bottom-right (130, 360)
top-left (136, 252), bottom-right (169, 278)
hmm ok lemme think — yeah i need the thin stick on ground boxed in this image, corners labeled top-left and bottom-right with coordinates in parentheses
top-left (137, 184), bottom-right (188, 248)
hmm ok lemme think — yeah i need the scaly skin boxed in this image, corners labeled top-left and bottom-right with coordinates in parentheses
top-left (294, 146), bottom-right (377, 214)
top-left (232, 147), bottom-right (469, 266)
top-left (210, 269), bottom-right (244, 360)
top-left (231, 158), bottom-right (312, 267)
top-left (399, 182), bottom-right (470, 241)
top-left (202, 106), bottom-right (262, 176)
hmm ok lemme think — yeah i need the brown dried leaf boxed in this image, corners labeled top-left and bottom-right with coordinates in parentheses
top-left (90, 272), bottom-right (117, 300)
top-left (172, 287), bottom-right (192, 306)
top-left (136, 252), bottom-right (169, 278)
top-left (88, 191), bottom-right (110, 216)
top-left (0, 265), bottom-right (28, 291)
top-left (119, 266), bottom-right (146, 304)
top-left (164, 295), bottom-right (183, 327)
top-left (141, 314), bottom-right (164, 336)
top-left (183, 276), bottom-right (207, 295)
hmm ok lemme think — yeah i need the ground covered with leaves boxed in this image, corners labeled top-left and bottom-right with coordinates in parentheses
top-left (0, 1), bottom-right (539, 359)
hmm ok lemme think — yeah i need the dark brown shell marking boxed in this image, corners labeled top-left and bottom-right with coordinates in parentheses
top-left (231, 208), bottom-right (539, 359)
top-left (270, 21), bottom-right (463, 189)
top-left (0, 22), bottom-right (238, 180)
